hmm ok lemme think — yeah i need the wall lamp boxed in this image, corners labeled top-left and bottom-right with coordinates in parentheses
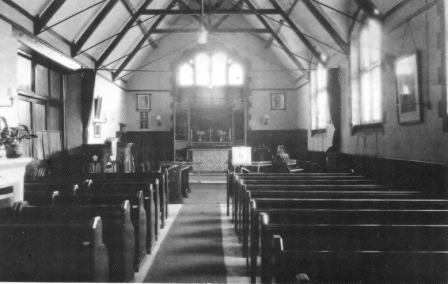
top-left (264, 114), bottom-right (269, 125)
top-left (156, 115), bottom-right (162, 126)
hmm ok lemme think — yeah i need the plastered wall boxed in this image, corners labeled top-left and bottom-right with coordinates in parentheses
top-left (0, 19), bottom-right (18, 126)
top-left (307, 1), bottom-right (448, 164)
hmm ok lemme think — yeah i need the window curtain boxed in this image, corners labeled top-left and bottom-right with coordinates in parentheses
top-left (81, 69), bottom-right (96, 144)
top-left (327, 68), bottom-right (341, 152)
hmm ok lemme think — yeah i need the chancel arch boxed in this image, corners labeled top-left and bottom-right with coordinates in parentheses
top-left (172, 46), bottom-right (249, 170)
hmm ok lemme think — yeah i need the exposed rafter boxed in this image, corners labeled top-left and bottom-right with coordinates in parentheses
top-left (244, 0), bottom-right (309, 79)
top-left (71, 0), bottom-right (119, 57)
top-left (265, 0), bottom-right (298, 48)
top-left (302, 0), bottom-right (349, 54)
top-left (141, 8), bottom-right (279, 15)
top-left (120, 0), bottom-right (158, 49)
top-left (268, 0), bottom-right (324, 65)
top-left (34, 0), bottom-right (67, 34)
top-left (113, 0), bottom-right (178, 81)
top-left (151, 28), bottom-right (269, 33)
top-left (211, 0), bottom-right (244, 30)
top-left (178, 0), bottom-right (205, 27)
top-left (96, 0), bottom-right (154, 69)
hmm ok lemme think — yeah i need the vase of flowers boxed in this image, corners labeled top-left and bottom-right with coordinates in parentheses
top-left (0, 117), bottom-right (37, 158)
top-left (218, 130), bottom-right (226, 142)
top-left (196, 130), bottom-right (205, 142)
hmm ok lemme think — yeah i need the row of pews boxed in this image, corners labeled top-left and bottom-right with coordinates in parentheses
top-left (0, 167), bottom-right (185, 282)
top-left (227, 171), bottom-right (448, 283)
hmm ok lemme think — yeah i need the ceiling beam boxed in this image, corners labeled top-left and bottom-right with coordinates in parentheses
top-left (151, 28), bottom-right (269, 33)
top-left (302, 0), bottom-right (349, 54)
top-left (71, 0), bottom-right (119, 57)
top-left (265, 0), bottom-right (299, 48)
top-left (211, 0), bottom-right (244, 30)
top-left (96, 0), bottom-right (154, 69)
top-left (120, 0), bottom-right (158, 49)
top-left (354, 0), bottom-right (382, 18)
top-left (178, 0), bottom-right (205, 27)
top-left (268, 0), bottom-right (324, 65)
top-left (244, 0), bottom-right (309, 79)
top-left (141, 9), bottom-right (279, 15)
top-left (34, 0), bottom-right (67, 34)
top-left (113, 0), bottom-right (178, 80)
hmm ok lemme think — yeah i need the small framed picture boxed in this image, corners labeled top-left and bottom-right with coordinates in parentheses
top-left (395, 52), bottom-right (422, 124)
top-left (271, 93), bottom-right (285, 110)
top-left (94, 122), bottom-right (101, 138)
top-left (137, 93), bottom-right (151, 110)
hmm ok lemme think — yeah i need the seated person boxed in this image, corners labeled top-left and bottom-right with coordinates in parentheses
top-left (271, 154), bottom-right (302, 173)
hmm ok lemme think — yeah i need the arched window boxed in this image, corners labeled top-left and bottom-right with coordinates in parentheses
top-left (178, 63), bottom-right (194, 86)
top-left (177, 52), bottom-right (244, 87)
top-left (212, 53), bottom-right (227, 87)
top-left (228, 62), bottom-right (243, 86)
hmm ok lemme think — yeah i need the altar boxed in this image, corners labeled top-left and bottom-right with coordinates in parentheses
top-left (188, 147), bottom-right (230, 172)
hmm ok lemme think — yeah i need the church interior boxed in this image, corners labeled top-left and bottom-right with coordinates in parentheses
top-left (1, 0), bottom-right (448, 283)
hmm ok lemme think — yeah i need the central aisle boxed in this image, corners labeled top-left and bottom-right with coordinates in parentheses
top-left (144, 184), bottom-right (229, 283)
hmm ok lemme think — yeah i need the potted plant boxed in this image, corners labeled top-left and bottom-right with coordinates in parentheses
top-left (0, 117), bottom-right (37, 158)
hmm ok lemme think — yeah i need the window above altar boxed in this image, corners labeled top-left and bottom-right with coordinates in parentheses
top-left (178, 52), bottom-right (244, 87)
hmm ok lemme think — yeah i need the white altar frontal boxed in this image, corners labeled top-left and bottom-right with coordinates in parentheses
top-left (188, 148), bottom-right (230, 172)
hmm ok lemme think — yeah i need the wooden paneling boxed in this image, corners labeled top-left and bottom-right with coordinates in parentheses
top-left (247, 129), bottom-right (308, 161)
top-left (125, 131), bottom-right (174, 169)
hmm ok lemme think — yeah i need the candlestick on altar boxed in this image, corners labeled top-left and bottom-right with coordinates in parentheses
top-left (229, 128), bottom-right (232, 142)
top-left (208, 128), bottom-right (212, 142)
top-left (190, 129), bottom-right (193, 142)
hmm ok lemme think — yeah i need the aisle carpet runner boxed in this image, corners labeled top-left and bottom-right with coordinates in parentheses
top-left (144, 184), bottom-right (227, 283)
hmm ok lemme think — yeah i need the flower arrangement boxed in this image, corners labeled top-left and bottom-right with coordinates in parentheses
top-left (0, 117), bottom-right (37, 158)
top-left (196, 130), bottom-right (205, 136)
top-left (218, 130), bottom-right (226, 142)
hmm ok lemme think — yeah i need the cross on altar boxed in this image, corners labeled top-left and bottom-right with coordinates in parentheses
top-left (208, 129), bottom-right (213, 142)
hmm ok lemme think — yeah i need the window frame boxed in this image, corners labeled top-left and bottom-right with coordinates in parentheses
top-left (310, 64), bottom-right (328, 134)
top-left (351, 19), bottom-right (383, 131)
top-left (17, 50), bottom-right (66, 159)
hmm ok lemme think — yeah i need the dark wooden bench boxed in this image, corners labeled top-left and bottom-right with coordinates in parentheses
top-left (86, 172), bottom-right (167, 227)
top-left (233, 179), bottom-right (381, 222)
top-left (226, 171), bottom-right (361, 216)
top-left (248, 209), bottom-right (448, 282)
top-left (53, 192), bottom-right (147, 271)
top-left (264, 225), bottom-right (448, 283)
top-left (239, 189), bottom-right (422, 258)
top-left (0, 216), bottom-right (109, 282)
top-left (17, 201), bottom-right (134, 282)
top-left (235, 183), bottom-right (386, 234)
top-left (86, 182), bottom-right (157, 253)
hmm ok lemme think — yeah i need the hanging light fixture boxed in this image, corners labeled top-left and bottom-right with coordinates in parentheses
top-left (198, 0), bottom-right (208, 44)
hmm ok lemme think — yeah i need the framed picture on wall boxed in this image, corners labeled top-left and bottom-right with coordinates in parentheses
top-left (271, 93), bottom-right (285, 110)
top-left (137, 93), bottom-right (151, 110)
top-left (94, 122), bottom-right (101, 138)
top-left (94, 97), bottom-right (102, 119)
top-left (395, 52), bottom-right (422, 124)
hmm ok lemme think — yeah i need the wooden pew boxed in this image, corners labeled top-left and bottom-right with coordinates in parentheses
top-left (226, 171), bottom-right (359, 216)
top-left (53, 192), bottom-right (147, 271)
top-left (249, 209), bottom-right (448, 282)
top-left (17, 201), bottom-right (134, 282)
top-left (85, 172), bottom-right (168, 227)
top-left (233, 178), bottom-right (380, 223)
top-left (86, 182), bottom-right (157, 254)
top-left (265, 225), bottom-right (448, 284)
top-left (234, 183), bottom-right (386, 234)
top-left (239, 189), bottom-right (421, 258)
top-left (0, 216), bottom-right (109, 282)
